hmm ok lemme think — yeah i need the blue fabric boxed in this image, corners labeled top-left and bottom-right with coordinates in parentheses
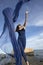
top-left (0, 1), bottom-right (23, 37)
top-left (13, 1), bottom-right (23, 22)
top-left (0, 0), bottom-right (30, 37)
top-left (2, 8), bottom-right (22, 65)
top-left (0, 0), bottom-right (30, 65)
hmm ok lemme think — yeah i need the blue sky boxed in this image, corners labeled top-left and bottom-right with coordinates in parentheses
top-left (0, 0), bottom-right (43, 53)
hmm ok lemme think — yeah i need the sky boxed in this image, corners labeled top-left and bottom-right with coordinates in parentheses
top-left (0, 0), bottom-right (43, 53)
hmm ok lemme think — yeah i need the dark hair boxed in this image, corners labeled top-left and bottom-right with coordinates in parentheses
top-left (16, 24), bottom-right (21, 32)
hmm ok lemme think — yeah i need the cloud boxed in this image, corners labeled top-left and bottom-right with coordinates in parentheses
top-left (26, 32), bottom-right (43, 49)
top-left (27, 19), bottom-right (43, 27)
top-left (34, 20), bottom-right (43, 26)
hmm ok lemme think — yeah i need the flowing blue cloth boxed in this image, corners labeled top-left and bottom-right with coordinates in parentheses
top-left (0, 0), bottom-right (30, 38)
top-left (0, 0), bottom-right (30, 65)
top-left (2, 8), bottom-right (22, 65)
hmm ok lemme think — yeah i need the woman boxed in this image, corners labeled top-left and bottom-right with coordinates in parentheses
top-left (15, 11), bottom-right (29, 65)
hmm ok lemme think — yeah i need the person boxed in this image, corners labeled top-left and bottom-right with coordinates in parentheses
top-left (15, 11), bottom-right (29, 65)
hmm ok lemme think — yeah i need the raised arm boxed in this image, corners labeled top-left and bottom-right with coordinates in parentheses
top-left (18, 11), bottom-right (29, 30)
top-left (23, 10), bottom-right (29, 28)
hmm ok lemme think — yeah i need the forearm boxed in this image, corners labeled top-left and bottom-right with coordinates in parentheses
top-left (23, 21), bottom-right (27, 27)
top-left (23, 11), bottom-right (28, 27)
